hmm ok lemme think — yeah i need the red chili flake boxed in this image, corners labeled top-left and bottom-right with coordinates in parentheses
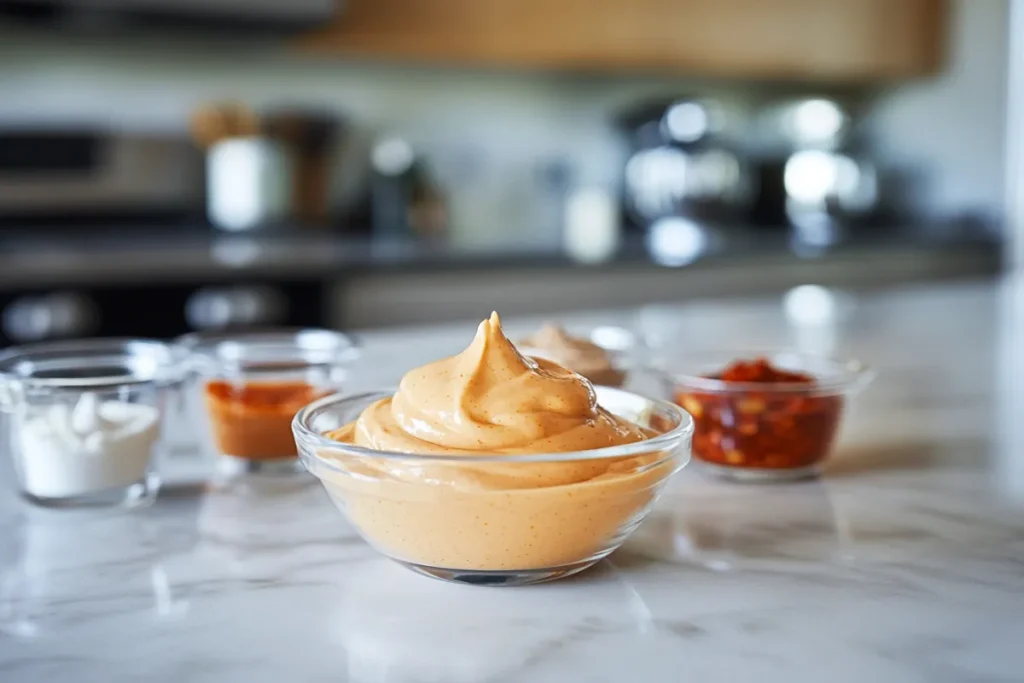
top-left (717, 357), bottom-right (815, 384)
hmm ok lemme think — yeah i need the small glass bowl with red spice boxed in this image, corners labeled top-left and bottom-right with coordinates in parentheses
top-left (659, 351), bottom-right (872, 481)
top-left (179, 329), bottom-right (359, 479)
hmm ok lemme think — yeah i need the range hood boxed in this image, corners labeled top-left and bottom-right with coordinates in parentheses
top-left (0, 0), bottom-right (341, 32)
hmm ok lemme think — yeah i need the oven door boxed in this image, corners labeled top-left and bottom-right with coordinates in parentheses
top-left (0, 133), bottom-right (203, 225)
top-left (0, 0), bottom-right (340, 30)
top-left (0, 280), bottom-right (327, 347)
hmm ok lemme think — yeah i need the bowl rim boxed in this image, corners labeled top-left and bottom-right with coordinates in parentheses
top-left (292, 386), bottom-right (694, 466)
top-left (176, 327), bottom-right (360, 375)
top-left (653, 348), bottom-right (874, 395)
top-left (177, 327), bottom-right (359, 354)
top-left (0, 337), bottom-right (189, 389)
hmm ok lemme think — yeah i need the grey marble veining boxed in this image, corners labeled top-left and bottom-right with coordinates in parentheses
top-left (1, 277), bottom-right (1023, 682)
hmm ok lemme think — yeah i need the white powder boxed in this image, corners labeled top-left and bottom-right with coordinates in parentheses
top-left (15, 392), bottom-right (161, 499)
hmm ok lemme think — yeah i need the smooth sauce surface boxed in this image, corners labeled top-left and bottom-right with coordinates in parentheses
top-left (320, 313), bottom-right (679, 571)
top-left (327, 313), bottom-right (650, 489)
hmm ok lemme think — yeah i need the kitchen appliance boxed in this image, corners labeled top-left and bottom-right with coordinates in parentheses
top-left (369, 136), bottom-right (447, 239)
top-left (618, 97), bottom-right (749, 232)
top-left (0, 0), bottom-right (340, 31)
top-left (265, 109), bottom-right (341, 228)
top-left (0, 129), bottom-right (203, 226)
top-left (748, 97), bottom-right (879, 246)
top-left (192, 103), bottom-right (344, 232)
top-left (0, 280), bottom-right (327, 347)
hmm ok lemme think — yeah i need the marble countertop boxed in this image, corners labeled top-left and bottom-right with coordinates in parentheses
top-left (1, 277), bottom-right (1023, 682)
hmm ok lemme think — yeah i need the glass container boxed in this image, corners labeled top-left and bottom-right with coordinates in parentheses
top-left (0, 339), bottom-right (186, 508)
top-left (293, 386), bottom-right (693, 586)
top-left (180, 329), bottom-right (358, 478)
top-left (659, 350), bottom-right (872, 481)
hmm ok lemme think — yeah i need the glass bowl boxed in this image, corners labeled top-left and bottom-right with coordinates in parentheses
top-left (514, 324), bottom-right (637, 388)
top-left (179, 328), bottom-right (358, 478)
top-left (658, 350), bottom-right (873, 482)
top-left (292, 385), bottom-right (693, 586)
top-left (0, 339), bottom-right (186, 508)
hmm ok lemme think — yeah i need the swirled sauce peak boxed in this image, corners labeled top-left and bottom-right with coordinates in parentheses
top-left (340, 312), bottom-right (648, 455)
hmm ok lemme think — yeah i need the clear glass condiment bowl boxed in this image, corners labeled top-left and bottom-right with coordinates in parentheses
top-left (292, 386), bottom-right (693, 586)
top-left (515, 324), bottom-right (637, 388)
top-left (656, 350), bottom-right (873, 482)
top-left (179, 328), bottom-right (359, 478)
top-left (0, 339), bottom-right (187, 508)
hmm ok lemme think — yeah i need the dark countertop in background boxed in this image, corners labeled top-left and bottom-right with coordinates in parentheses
top-left (0, 225), bottom-right (1003, 289)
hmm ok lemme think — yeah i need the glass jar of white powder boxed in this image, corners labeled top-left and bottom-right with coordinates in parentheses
top-left (0, 339), bottom-right (187, 509)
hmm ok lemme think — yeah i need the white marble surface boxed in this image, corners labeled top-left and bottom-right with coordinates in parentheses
top-left (2, 277), bottom-right (1024, 682)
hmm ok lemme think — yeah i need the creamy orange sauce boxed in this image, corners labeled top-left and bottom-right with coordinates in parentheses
top-left (332, 313), bottom-right (642, 452)
top-left (319, 313), bottom-right (678, 571)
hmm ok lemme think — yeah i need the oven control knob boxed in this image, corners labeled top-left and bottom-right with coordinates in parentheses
top-left (185, 286), bottom-right (286, 330)
top-left (2, 292), bottom-right (99, 342)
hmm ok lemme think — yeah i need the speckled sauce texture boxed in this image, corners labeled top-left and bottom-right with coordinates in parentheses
top-left (318, 313), bottom-right (682, 571)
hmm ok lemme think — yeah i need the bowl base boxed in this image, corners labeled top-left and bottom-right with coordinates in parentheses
top-left (396, 559), bottom-right (600, 586)
top-left (20, 474), bottom-right (159, 510)
top-left (217, 454), bottom-right (306, 477)
top-left (698, 460), bottom-right (822, 482)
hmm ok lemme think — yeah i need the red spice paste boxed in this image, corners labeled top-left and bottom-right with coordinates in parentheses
top-left (674, 358), bottom-right (843, 470)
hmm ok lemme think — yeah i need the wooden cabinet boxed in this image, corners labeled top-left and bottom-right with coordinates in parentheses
top-left (298, 0), bottom-right (947, 82)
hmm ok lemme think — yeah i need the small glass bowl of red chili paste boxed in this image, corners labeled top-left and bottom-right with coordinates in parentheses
top-left (179, 329), bottom-right (359, 479)
top-left (664, 353), bottom-right (872, 481)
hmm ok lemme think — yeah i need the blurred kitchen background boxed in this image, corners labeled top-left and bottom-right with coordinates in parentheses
top-left (0, 0), bottom-right (1017, 341)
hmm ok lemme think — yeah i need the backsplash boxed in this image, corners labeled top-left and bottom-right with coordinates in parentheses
top-left (0, 0), bottom-right (1009, 239)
